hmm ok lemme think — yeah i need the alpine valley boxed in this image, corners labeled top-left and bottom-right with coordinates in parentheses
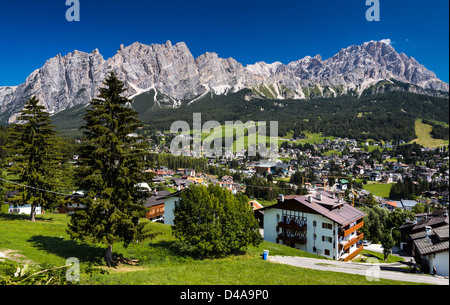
top-left (0, 40), bottom-right (448, 142)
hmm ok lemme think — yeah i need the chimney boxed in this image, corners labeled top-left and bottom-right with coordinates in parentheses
top-left (316, 193), bottom-right (322, 201)
top-left (425, 226), bottom-right (432, 240)
top-left (279, 194), bottom-right (285, 203)
top-left (307, 195), bottom-right (313, 203)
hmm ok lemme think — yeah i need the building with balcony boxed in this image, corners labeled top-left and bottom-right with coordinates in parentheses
top-left (262, 191), bottom-right (366, 261)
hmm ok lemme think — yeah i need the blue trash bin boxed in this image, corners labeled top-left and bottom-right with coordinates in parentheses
top-left (262, 250), bottom-right (269, 260)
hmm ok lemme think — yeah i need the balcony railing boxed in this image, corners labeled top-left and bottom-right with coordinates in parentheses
top-left (277, 234), bottom-right (307, 245)
top-left (340, 221), bottom-right (364, 237)
top-left (277, 221), bottom-right (307, 232)
top-left (341, 245), bottom-right (364, 262)
top-left (339, 232), bottom-right (364, 251)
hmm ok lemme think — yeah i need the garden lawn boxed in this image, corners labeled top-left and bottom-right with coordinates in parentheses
top-left (0, 213), bottom-right (420, 285)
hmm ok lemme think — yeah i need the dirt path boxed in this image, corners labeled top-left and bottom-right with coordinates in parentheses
top-left (0, 250), bottom-right (33, 264)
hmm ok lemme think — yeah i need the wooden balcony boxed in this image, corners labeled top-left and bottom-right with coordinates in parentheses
top-left (339, 232), bottom-right (364, 251)
top-left (277, 234), bottom-right (307, 245)
top-left (341, 245), bottom-right (364, 262)
top-left (340, 221), bottom-right (364, 237)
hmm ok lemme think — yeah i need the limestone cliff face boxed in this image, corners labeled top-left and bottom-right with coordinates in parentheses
top-left (1, 40), bottom-right (448, 123)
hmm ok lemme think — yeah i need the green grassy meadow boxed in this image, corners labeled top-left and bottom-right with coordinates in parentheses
top-left (0, 213), bottom-right (420, 285)
top-left (409, 119), bottom-right (449, 148)
top-left (363, 182), bottom-right (394, 199)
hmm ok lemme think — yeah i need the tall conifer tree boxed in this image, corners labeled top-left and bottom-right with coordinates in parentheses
top-left (7, 96), bottom-right (62, 221)
top-left (67, 72), bottom-right (152, 266)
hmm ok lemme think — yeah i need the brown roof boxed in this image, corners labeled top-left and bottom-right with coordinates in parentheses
top-left (143, 190), bottom-right (172, 208)
top-left (262, 191), bottom-right (366, 226)
top-left (410, 225), bottom-right (449, 256)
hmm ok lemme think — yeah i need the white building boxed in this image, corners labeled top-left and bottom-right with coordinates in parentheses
top-left (5, 191), bottom-right (42, 215)
top-left (9, 204), bottom-right (42, 215)
top-left (262, 191), bottom-right (367, 261)
top-left (162, 192), bottom-right (183, 225)
top-left (410, 225), bottom-right (449, 277)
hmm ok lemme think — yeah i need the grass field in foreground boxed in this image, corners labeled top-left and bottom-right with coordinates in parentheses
top-left (0, 213), bottom-right (421, 285)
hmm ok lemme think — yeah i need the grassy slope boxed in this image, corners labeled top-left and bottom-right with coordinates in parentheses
top-left (0, 213), bottom-right (419, 285)
top-left (409, 119), bottom-right (449, 148)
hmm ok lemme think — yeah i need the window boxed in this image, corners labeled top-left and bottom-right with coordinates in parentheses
top-left (325, 249), bottom-right (330, 256)
top-left (322, 222), bottom-right (332, 230)
top-left (322, 236), bottom-right (332, 243)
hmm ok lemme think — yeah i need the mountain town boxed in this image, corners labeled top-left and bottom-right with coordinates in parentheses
top-left (0, 0), bottom-right (449, 292)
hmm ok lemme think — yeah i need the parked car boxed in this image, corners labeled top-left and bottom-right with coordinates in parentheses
top-left (362, 240), bottom-right (371, 246)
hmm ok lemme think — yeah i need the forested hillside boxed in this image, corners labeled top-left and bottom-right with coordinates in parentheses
top-left (51, 90), bottom-right (449, 143)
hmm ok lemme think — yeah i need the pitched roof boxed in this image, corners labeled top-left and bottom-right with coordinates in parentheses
top-left (410, 225), bottom-right (449, 256)
top-left (262, 191), bottom-right (366, 226)
top-left (143, 190), bottom-right (172, 208)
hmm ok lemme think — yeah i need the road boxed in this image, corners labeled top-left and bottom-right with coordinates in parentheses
top-left (268, 256), bottom-right (449, 285)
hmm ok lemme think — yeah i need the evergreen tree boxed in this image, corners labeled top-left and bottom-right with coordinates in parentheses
top-left (67, 72), bottom-right (152, 266)
top-left (7, 97), bottom-right (62, 221)
top-left (0, 167), bottom-right (6, 209)
top-left (380, 233), bottom-right (395, 261)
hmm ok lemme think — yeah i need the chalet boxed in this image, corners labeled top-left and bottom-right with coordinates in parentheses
top-left (5, 191), bottom-right (43, 215)
top-left (410, 225), bottom-right (449, 277)
top-left (373, 164), bottom-right (384, 171)
top-left (185, 169), bottom-right (196, 177)
top-left (353, 165), bottom-right (364, 175)
top-left (143, 190), bottom-right (172, 222)
top-left (219, 176), bottom-right (234, 191)
top-left (370, 171), bottom-right (382, 182)
top-left (262, 191), bottom-right (366, 261)
top-left (173, 178), bottom-right (193, 189)
top-left (392, 163), bottom-right (410, 172)
top-left (399, 209), bottom-right (449, 253)
top-left (59, 191), bottom-right (86, 214)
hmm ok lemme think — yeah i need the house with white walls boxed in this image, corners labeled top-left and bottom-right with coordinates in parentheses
top-left (5, 191), bottom-right (43, 215)
top-left (262, 191), bottom-right (367, 261)
top-left (162, 191), bottom-right (183, 225)
top-left (410, 225), bottom-right (449, 277)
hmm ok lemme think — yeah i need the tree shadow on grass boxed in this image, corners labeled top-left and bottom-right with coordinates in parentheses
top-left (0, 213), bottom-right (53, 222)
top-left (28, 235), bottom-right (105, 265)
top-left (0, 213), bottom-right (32, 221)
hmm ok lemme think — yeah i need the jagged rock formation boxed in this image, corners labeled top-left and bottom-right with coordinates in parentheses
top-left (0, 40), bottom-right (448, 124)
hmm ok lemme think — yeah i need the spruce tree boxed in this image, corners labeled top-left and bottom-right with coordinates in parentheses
top-left (7, 96), bottom-right (62, 221)
top-left (67, 72), bottom-right (152, 266)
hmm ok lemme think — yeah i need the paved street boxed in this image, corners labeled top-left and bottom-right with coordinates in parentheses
top-left (268, 256), bottom-right (449, 285)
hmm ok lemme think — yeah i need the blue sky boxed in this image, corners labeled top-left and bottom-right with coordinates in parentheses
top-left (0, 0), bottom-right (448, 86)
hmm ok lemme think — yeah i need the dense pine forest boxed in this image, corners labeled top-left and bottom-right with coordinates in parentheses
top-left (18, 90), bottom-right (450, 143)
top-left (133, 90), bottom-right (449, 143)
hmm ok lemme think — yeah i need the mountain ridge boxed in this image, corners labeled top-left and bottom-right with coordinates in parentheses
top-left (0, 39), bottom-right (448, 124)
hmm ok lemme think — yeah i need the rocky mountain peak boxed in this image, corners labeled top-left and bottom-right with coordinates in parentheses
top-left (0, 40), bottom-right (448, 124)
